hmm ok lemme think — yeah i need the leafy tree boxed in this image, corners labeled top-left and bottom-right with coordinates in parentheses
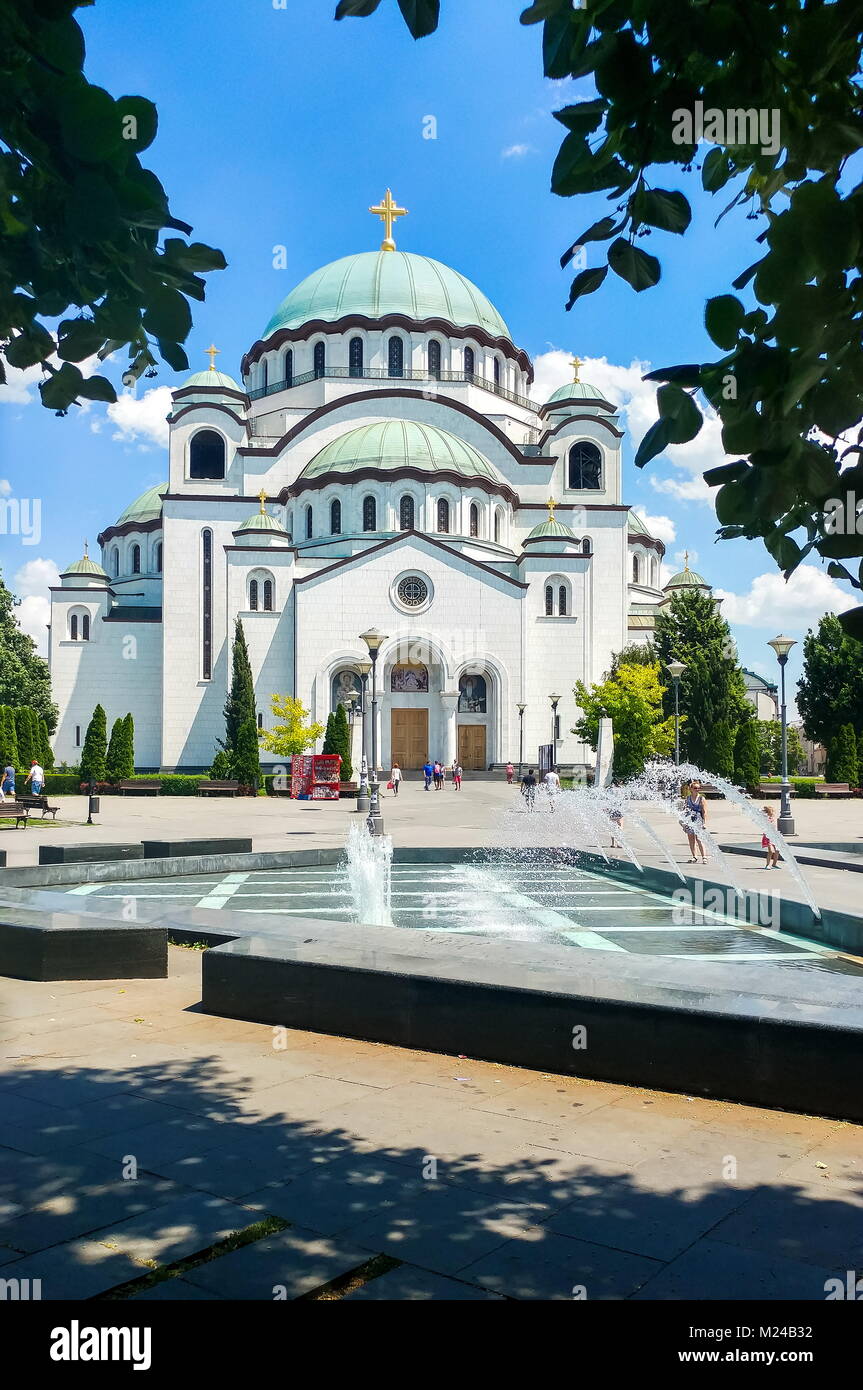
top-left (0, 572), bottom-right (57, 730)
top-left (0, 706), bottom-right (18, 767)
top-left (121, 712), bottom-right (135, 776)
top-left (709, 721), bottom-right (736, 780)
top-left (37, 716), bottom-right (54, 769)
top-left (345, 1), bottom-right (863, 636)
top-left (797, 614), bottom-right (863, 747)
top-left (756, 719), bottom-right (806, 777)
top-left (654, 589), bottom-right (749, 768)
top-left (573, 661), bottom-right (675, 781)
top-left (105, 717), bottom-right (125, 783)
top-left (233, 719), bottom-right (261, 795)
top-left (221, 618), bottom-right (255, 759)
top-left (79, 703), bottom-right (106, 783)
top-left (826, 723), bottom-right (858, 785)
top-left (14, 706), bottom-right (34, 767)
top-left (258, 695), bottom-right (325, 758)
top-left (0, 0), bottom-right (226, 412)
top-left (321, 711), bottom-right (337, 756)
top-left (609, 640), bottom-right (656, 673)
top-left (332, 701), bottom-right (353, 781)
top-left (209, 748), bottom-right (233, 779)
top-left (734, 721), bottom-right (762, 792)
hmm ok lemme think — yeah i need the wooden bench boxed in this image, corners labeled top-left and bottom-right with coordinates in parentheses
top-left (20, 794), bottom-right (59, 820)
top-left (757, 782), bottom-right (851, 798)
top-left (197, 780), bottom-right (241, 797)
top-left (0, 800), bottom-right (37, 828)
top-left (118, 779), bottom-right (161, 796)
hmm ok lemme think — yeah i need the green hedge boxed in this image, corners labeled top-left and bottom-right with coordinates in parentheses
top-left (263, 773), bottom-right (291, 796)
top-left (791, 779), bottom-right (819, 798)
top-left (45, 773), bottom-right (82, 795)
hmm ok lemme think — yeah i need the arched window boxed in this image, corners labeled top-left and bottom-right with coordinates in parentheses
top-left (464, 346), bottom-right (475, 377)
top-left (155, 542), bottom-right (162, 573)
top-left (111, 547), bottom-right (119, 577)
top-left (469, 503), bottom-right (479, 537)
top-left (349, 337), bottom-right (363, 378)
top-left (362, 496), bottom-right (376, 531)
top-left (284, 348), bottom-right (293, 388)
top-left (568, 441), bottom-right (602, 490)
top-left (202, 529), bottom-right (213, 679)
top-left (399, 495), bottom-right (414, 530)
top-left (388, 336), bottom-right (404, 378)
top-left (493, 358), bottom-right (501, 386)
top-left (261, 359), bottom-right (268, 391)
top-left (633, 555), bottom-right (640, 583)
top-left (313, 342), bottom-right (326, 377)
top-left (132, 544), bottom-right (141, 574)
top-left (493, 509), bottom-right (501, 543)
top-left (249, 579), bottom-right (259, 611)
top-left (82, 613), bottom-right (90, 642)
top-left (545, 585), bottom-right (554, 616)
top-left (582, 538), bottom-right (591, 555)
top-left (559, 586), bottom-right (567, 616)
top-left (189, 429), bottom-right (226, 480)
top-left (305, 505), bottom-right (313, 539)
top-left (330, 499), bottom-right (341, 534)
top-left (263, 579), bottom-right (273, 612)
top-left (428, 340), bottom-right (442, 379)
top-left (70, 614), bottom-right (78, 641)
top-left (437, 498), bottom-right (450, 533)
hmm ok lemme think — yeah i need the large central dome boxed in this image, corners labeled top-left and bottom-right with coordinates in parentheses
top-left (301, 420), bottom-right (503, 483)
top-left (263, 251), bottom-right (510, 340)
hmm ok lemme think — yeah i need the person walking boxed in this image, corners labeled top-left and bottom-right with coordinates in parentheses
top-left (520, 767), bottom-right (537, 811)
top-left (682, 779), bottom-right (708, 864)
top-left (389, 762), bottom-right (402, 797)
top-left (422, 759), bottom-right (433, 791)
top-left (543, 767), bottom-right (561, 810)
top-left (0, 761), bottom-right (14, 803)
top-left (505, 761), bottom-right (514, 786)
top-left (433, 759), bottom-right (443, 790)
top-left (453, 762), bottom-right (463, 791)
top-left (25, 759), bottom-right (44, 796)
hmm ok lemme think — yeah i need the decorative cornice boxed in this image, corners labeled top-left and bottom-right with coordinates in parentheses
top-left (536, 414), bottom-right (624, 449)
top-left (97, 516), bottom-right (162, 546)
top-left (628, 533), bottom-right (666, 555)
top-left (241, 313), bottom-right (534, 382)
top-left (539, 395), bottom-right (616, 416)
top-left (517, 502), bottom-right (630, 511)
top-left (517, 549), bottom-right (592, 562)
top-left (171, 384), bottom-right (249, 405)
top-left (283, 465), bottom-right (517, 507)
top-left (293, 528), bottom-right (528, 591)
top-left (168, 403), bottom-right (247, 429)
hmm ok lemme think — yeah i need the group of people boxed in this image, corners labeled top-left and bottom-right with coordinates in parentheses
top-left (420, 759), bottom-right (463, 791)
top-left (0, 759), bottom-right (44, 803)
top-left (517, 766), bottom-right (561, 810)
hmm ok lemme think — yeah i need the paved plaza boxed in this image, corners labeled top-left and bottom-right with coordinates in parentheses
top-left (0, 784), bottom-right (861, 1300)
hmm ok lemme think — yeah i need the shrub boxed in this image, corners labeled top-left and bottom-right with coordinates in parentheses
top-left (43, 773), bottom-right (81, 794)
top-left (157, 775), bottom-right (206, 796)
top-left (733, 721), bottom-right (761, 792)
top-left (826, 724), bottom-right (857, 785)
top-left (791, 779), bottom-right (818, 798)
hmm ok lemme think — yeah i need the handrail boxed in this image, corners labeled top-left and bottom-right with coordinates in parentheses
top-left (247, 367), bottom-right (539, 412)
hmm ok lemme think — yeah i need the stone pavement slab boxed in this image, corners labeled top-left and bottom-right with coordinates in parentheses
top-left (709, 1178), bottom-right (863, 1269)
top-left (0, 1171), bottom-right (186, 1255)
top-left (343, 1264), bottom-right (504, 1300)
top-left (630, 1237), bottom-right (837, 1301)
top-left (180, 1225), bottom-right (375, 1300)
top-left (460, 1227), bottom-right (661, 1300)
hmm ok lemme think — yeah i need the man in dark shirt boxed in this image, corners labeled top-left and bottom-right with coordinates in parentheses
top-left (520, 768), bottom-right (537, 810)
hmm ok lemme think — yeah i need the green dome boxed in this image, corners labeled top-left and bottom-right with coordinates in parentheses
top-left (263, 252), bottom-right (510, 340)
top-left (525, 517), bottom-right (577, 542)
top-left (546, 380), bottom-right (607, 406)
top-left (116, 482), bottom-right (167, 527)
top-left (628, 511), bottom-right (650, 536)
top-left (301, 420), bottom-right (502, 483)
top-left (665, 564), bottom-right (710, 591)
top-left (63, 551), bottom-right (108, 578)
top-left (236, 508), bottom-right (288, 535)
top-left (179, 369), bottom-right (241, 392)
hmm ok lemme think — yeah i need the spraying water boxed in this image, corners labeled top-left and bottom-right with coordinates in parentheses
top-left (345, 821), bottom-right (393, 926)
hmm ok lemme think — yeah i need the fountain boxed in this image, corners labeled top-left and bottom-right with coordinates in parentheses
top-left (344, 820), bottom-right (393, 926)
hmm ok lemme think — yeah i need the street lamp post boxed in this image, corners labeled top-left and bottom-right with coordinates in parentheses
top-left (359, 628), bottom-right (388, 836)
top-left (666, 660), bottom-right (687, 766)
top-left (355, 660), bottom-right (372, 813)
top-left (516, 703), bottom-right (526, 780)
top-left (768, 635), bottom-right (797, 835)
top-left (548, 693), bottom-right (562, 771)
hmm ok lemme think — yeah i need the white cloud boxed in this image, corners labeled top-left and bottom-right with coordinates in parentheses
top-left (632, 507), bottom-right (676, 546)
top-left (715, 565), bottom-right (861, 630)
top-left (104, 386), bottom-right (173, 448)
top-left (0, 363), bottom-right (43, 406)
top-left (12, 557), bottom-right (61, 657)
top-left (502, 144), bottom-right (532, 159)
top-left (672, 547), bottom-right (698, 567)
top-left (0, 480), bottom-right (11, 497)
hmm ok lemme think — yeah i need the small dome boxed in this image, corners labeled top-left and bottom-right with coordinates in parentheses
top-left (235, 509), bottom-right (288, 536)
top-left (546, 380), bottom-right (608, 407)
top-left (116, 482), bottom-right (168, 527)
top-left (63, 552), bottom-right (108, 579)
top-left (263, 251), bottom-right (511, 340)
top-left (301, 420), bottom-right (503, 484)
top-left (525, 516), bottom-right (577, 542)
top-left (627, 511), bottom-right (650, 537)
top-left (179, 368), bottom-right (242, 393)
top-left (664, 557), bottom-right (711, 592)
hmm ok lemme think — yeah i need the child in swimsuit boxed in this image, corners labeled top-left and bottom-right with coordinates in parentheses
top-left (761, 805), bottom-right (780, 868)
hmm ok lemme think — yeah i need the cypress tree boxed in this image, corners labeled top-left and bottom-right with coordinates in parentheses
top-left (733, 721), bottom-right (761, 792)
top-left (27, 707), bottom-right (42, 766)
top-left (0, 708), bottom-right (17, 768)
top-left (332, 701), bottom-right (352, 781)
top-left (105, 718), bottom-right (125, 783)
top-left (826, 724), bottom-right (857, 785)
top-left (654, 588), bottom-right (749, 769)
top-left (122, 712), bottom-right (135, 777)
top-left (80, 704), bottom-right (107, 784)
top-left (38, 717), bottom-right (54, 769)
top-left (233, 718), bottom-right (261, 793)
top-left (322, 711), bottom-right (337, 755)
top-left (707, 720), bottom-right (736, 780)
top-left (14, 706), bottom-right (34, 768)
top-left (223, 619), bottom-right (256, 757)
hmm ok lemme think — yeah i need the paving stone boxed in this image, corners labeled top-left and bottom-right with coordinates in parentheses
top-left (460, 1227), bottom-right (661, 1300)
top-left (82, 1115), bottom-right (240, 1167)
top-left (242, 1155), bottom-right (426, 1235)
top-left (709, 1179), bottom-right (863, 1269)
top-left (0, 1238), bottom-right (145, 1299)
top-left (343, 1265), bottom-right (504, 1300)
top-left (156, 1147), bottom-right (304, 1201)
top-left (629, 1237), bottom-right (837, 1300)
top-left (0, 1172), bottom-right (186, 1255)
top-left (81, 1191), bottom-right (248, 1267)
top-left (130, 1276), bottom-right (226, 1300)
top-left (181, 1225), bottom-right (375, 1300)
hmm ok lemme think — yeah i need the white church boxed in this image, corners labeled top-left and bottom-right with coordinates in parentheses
top-left (50, 192), bottom-right (698, 775)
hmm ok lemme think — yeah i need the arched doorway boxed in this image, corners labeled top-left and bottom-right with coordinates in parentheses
top-left (457, 671), bottom-right (490, 769)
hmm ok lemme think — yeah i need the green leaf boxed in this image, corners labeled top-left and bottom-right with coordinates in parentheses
top-left (77, 374), bottom-right (117, 403)
top-left (565, 265), bottom-right (608, 310)
top-left (39, 363), bottom-right (84, 412)
top-left (634, 417), bottom-right (673, 468)
top-left (701, 147), bottom-right (734, 192)
top-left (608, 239), bottom-right (660, 291)
top-left (57, 318), bottom-right (104, 363)
top-left (162, 239), bottom-right (227, 273)
top-left (521, 0), bottom-right (569, 21)
top-left (4, 326), bottom-right (55, 369)
top-left (543, 12), bottom-right (577, 78)
top-left (633, 188), bottom-right (691, 234)
top-left (142, 286), bottom-right (192, 343)
top-left (643, 364), bottom-right (703, 387)
top-left (57, 83), bottom-right (123, 162)
top-left (703, 461), bottom-right (749, 487)
top-left (396, 0), bottom-right (440, 37)
top-left (115, 95), bottom-right (158, 153)
top-left (704, 295), bottom-right (745, 350)
top-left (657, 383), bottom-right (702, 443)
top-left (335, 0), bottom-right (383, 17)
top-left (838, 608), bottom-right (863, 641)
top-left (157, 339), bottom-right (189, 372)
top-left (560, 216), bottom-right (619, 269)
top-left (553, 100), bottom-right (607, 136)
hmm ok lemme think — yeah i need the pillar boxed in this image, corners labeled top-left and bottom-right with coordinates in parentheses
top-left (440, 690), bottom-right (459, 766)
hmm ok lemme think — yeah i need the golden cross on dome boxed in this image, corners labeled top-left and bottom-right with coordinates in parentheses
top-left (83, 539), bottom-right (89, 557)
top-left (570, 355), bottom-right (584, 382)
top-left (683, 549), bottom-right (690, 570)
top-left (369, 188), bottom-right (408, 252)
top-left (206, 343), bottom-right (220, 372)
top-left (258, 488), bottom-right (268, 514)
top-left (547, 497), bottom-right (557, 523)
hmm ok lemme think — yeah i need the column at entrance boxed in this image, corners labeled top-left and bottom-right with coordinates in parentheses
top-left (440, 690), bottom-right (459, 766)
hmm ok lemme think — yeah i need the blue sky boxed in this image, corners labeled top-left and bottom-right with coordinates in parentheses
top-left (0, 0), bottom-right (855, 705)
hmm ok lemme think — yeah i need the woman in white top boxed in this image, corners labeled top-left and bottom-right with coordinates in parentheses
top-left (390, 763), bottom-right (402, 796)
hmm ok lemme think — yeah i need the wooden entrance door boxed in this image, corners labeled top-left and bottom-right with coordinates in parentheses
top-left (390, 708), bottom-right (428, 769)
top-left (458, 724), bottom-right (487, 770)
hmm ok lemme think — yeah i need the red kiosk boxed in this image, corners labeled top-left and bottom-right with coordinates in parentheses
top-left (290, 754), bottom-right (341, 800)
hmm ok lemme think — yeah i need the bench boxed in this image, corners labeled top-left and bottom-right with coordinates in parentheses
top-left (757, 782), bottom-right (851, 798)
top-left (118, 779), bottom-right (161, 796)
top-left (20, 794), bottom-right (59, 820)
top-left (197, 780), bottom-right (241, 797)
top-left (0, 800), bottom-right (38, 828)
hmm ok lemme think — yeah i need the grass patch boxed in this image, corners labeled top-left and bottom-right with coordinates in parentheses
top-left (100, 1214), bottom-right (290, 1300)
top-left (168, 937), bottom-right (211, 951)
top-left (299, 1253), bottom-right (401, 1301)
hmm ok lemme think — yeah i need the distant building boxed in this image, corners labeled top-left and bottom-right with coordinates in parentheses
top-left (742, 669), bottom-right (779, 721)
top-left (794, 724), bottom-right (826, 776)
